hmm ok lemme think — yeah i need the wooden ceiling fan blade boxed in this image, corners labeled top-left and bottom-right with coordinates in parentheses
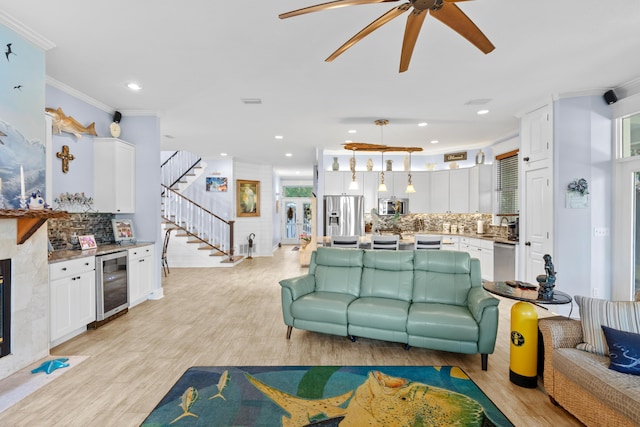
top-left (430, 2), bottom-right (494, 54)
top-left (326, 3), bottom-right (411, 62)
top-left (399, 11), bottom-right (427, 73)
top-left (279, 0), bottom-right (399, 19)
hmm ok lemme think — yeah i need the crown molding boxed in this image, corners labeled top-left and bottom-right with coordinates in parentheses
top-left (46, 76), bottom-right (114, 113)
top-left (0, 11), bottom-right (55, 50)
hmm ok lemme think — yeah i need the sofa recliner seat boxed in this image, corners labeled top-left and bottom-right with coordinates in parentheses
top-left (280, 247), bottom-right (500, 370)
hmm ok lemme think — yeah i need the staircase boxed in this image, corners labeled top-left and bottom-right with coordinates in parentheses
top-left (161, 151), bottom-right (242, 266)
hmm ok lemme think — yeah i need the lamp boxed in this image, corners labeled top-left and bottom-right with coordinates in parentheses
top-left (378, 151), bottom-right (387, 192)
top-left (405, 151), bottom-right (416, 193)
top-left (348, 149), bottom-right (359, 190)
top-left (376, 119), bottom-right (389, 192)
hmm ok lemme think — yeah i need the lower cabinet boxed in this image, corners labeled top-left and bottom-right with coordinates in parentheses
top-left (128, 244), bottom-right (154, 307)
top-left (459, 237), bottom-right (494, 281)
top-left (49, 257), bottom-right (96, 346)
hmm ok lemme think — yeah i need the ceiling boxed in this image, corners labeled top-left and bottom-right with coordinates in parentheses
top-left (2, 0), bottom-right (640, 179)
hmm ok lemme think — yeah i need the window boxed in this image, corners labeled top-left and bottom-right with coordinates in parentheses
top-left (621, 111), bottom-right (640, 158)
top-left (496, 150), bottom-right (519, 215)
top-left (283, 186), bottom-right (313, 197)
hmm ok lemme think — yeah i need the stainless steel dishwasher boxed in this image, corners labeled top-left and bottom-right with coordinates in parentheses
top-left (494, 242), bottom-right (516, 282)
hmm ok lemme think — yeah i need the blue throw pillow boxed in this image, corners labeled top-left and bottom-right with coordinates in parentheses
top-left (601, 325), bottom-right (640, 376)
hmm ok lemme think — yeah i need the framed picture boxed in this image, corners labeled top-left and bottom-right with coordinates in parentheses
top-left (206, 176), bottom-right (228, 192)
top-left (112, 219), bottom-right (135, 243)
top-left (237, 179), bottom-right (260, 217)
top-left (78, 234), bottom-right (97, 250)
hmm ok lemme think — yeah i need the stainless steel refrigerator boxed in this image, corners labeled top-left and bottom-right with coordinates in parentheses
top-left (324, 195), bottom-right (364, 237)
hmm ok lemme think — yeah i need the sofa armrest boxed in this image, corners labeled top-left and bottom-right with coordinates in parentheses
top-left (279, 274), bottom-right (316, 300)
top-left (467, 287), bottom-right (500, 323)
top-left (538, 317), bottom-right (583, 397)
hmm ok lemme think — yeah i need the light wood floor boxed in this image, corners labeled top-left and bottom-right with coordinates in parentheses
top-left (0, 246), bottom-right (583, 426)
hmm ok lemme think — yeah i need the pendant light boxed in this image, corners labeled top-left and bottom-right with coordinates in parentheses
top-left (378, 150), bottom-right (387, 192)
top-left (376, 119), bottom-right (389, 192)
top-left (348, 149), bottom-right (359, 190)
top-left (405, 151), bottom-right (416, 193)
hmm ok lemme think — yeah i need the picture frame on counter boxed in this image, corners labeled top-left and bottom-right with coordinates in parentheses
top-left (112, 219), bottom-right (135, 243)
top-left (78, 234), bottom-right (97, 250)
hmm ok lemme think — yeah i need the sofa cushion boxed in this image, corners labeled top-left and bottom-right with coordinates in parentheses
top-left (412, 251), bottom-right (473, 306)
top-left (348, 297), bottom-right (410, 331)
top-left (553, 347), bottom-right (640, 423)
top-left (575, 295), bottom-right (640, 356)
top-left (407, 303), bottom-right (478, 342)
top-left (313, 247), bottom-right (364, 296)
top-left (602, 325), bottom-right (640, 376)
top-left (360, 250), bottom-right (414, 301)
top-left (291, 292), bottom-right (357, 325)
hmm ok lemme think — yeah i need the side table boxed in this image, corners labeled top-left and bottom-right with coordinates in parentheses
top-left (482, 281), bottom-right (572, 388)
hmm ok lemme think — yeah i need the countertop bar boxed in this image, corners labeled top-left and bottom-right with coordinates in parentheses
top-left (49, 241), bottom-right (155, 264)
top-left (319, 232), bottom-right (517, 247)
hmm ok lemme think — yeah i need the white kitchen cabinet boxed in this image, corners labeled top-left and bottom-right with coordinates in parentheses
top-left (323, 171), bottom-right (363, 196)
top-left (441, 235), bottom-right (459, 251)
top-left (128, 244), bottom-right (155, 307)
top-left (408, 172), bottom-right (430, 213)
top-left (93, 138), bottom-right (136, 213)
top-left (429, 169), bottom-right (469, 213)
top-left (468, 238), bottom-right (494, 281)
top-left (449, 169), bottom-right (470, 213)
top-left (469, 165), bottom-right (493, 213)
top-left (362, 172), bottom-right (379, 214)
top-left (50, 256), bottom-right (96, 346)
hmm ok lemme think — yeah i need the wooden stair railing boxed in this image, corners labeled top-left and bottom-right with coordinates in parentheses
top-left (161, 184), bottom-right (238, 263)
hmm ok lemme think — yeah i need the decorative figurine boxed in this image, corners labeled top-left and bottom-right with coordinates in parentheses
top-left (537, 254), bottom-right (556, 300)
top-left (366, 158), bottom-right (373, 171)
top-left (28, 190), bottom-right (46, 210)
top-left (332, 157), bottom-right (339, 171)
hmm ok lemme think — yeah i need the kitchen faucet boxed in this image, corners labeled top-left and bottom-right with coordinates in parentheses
top-left (500, 216), bottom-right (510, 227)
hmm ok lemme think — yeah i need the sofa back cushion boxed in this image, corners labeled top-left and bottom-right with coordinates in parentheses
top-left (575, 295), bottom-right (640, 356)
top-left (412, 251), bottom-right (475, 306)
top-left (360, 250), bottom-right (415, 301)
top-left (312, 247), bottom-right (364, 296)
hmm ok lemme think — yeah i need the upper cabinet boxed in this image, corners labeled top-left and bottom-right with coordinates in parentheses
top-left (521, 104), bottom-right (552, 168)
top-left (429, 169), bottom-right (469, 213)
top-left (93, 138), bottom-right (136, 213)
top-left (323, 166), bottom-right (491, 215)
top-left (469, 164), bottom-right (492, 213)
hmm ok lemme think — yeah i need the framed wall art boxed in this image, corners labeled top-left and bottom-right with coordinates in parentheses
top-left (237, 179), bottom-right (260, 217)
top-left (206, 176), bottom-right (228, 192)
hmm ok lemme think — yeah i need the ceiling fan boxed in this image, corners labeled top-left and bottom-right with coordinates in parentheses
top-left (279, 0), bottom-right (495, 72)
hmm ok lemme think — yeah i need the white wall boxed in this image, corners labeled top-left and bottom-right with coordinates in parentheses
top-left (233, 161), bottom-right (274, 257)
top-left (553, 95), bottom-right (612, 315)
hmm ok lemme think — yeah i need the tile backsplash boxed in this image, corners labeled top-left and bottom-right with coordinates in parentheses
top-left (48, 213), bottom-right (115, 250)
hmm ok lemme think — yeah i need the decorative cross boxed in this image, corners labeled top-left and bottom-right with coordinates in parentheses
top-left (56, 145), bottom-right (75, 173)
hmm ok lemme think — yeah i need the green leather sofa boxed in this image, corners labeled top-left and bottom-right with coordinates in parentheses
top-left (279, 247), bottom-right (500, 370)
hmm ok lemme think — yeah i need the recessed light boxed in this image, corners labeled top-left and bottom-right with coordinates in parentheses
top-left (418, 122), bottom-right (428, 127)
top-left (430, 140), bottom-right (439, 144)
top-left (345, 139), bottom-right (353, 143)
top-left (285, 153), bottom-right (293, 157)
top-left (127, 83), bottom-right (142, 91)
top-left (295, 171), bottom-right (300, 175)
top-left (220, 153), bottom-right (228, 156)
top-left (275, 135), bottom-right (283, 140)
top-left (477, 109), bottom-right (489, 115)
top-left (348, 129), bottom-right (357, 134)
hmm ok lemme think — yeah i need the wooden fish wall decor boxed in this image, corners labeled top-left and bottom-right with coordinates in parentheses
top-left (46, 107), bottom-right (97, 139)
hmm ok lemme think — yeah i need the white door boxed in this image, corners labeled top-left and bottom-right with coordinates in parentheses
top-left (612, 159), bottom-right (640, 300)
top-left (523, 166), bottom-right (553, 283)
top-left (281, 198), bottom-right (313, 245)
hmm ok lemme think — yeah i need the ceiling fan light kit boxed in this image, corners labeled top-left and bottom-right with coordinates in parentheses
top-left (280, 0), bottom-right (495, 72)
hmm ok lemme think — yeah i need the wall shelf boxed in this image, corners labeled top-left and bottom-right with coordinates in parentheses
top-left (0, 210), bottom-right (68, 244)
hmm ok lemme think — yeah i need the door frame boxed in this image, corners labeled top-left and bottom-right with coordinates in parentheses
top-left (612, 157), bottom-right (640, 300)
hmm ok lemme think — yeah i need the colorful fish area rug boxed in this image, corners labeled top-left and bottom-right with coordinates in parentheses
top-left (141, 366), bottom-right (513, 426)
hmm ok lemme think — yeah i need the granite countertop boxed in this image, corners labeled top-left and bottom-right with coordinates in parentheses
top-left (48, 241), bottom-right (155, 264)
top-left (320, 233), bottom-right (518, 246)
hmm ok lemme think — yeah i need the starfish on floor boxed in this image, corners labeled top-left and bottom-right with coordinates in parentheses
top-left (31, 358), bottom-right (70, 375)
